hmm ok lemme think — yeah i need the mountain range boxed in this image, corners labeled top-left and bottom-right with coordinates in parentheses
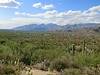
top-left (13, 23), bottom-right (100, 32)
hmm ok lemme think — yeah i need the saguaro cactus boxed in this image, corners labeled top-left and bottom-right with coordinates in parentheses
top-left (83, 40), bottom-right (86, 52)
top-left (72, 44), bottom-right (75, 55)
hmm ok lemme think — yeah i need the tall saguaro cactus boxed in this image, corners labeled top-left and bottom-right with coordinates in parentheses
top-left (83, 40), bottom-right (86, 54)
top-left (72, 44), bottom-right (75, 55)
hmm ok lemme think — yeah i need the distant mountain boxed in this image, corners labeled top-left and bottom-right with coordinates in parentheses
top-left (14, 23), bottom-right (61, 31)
top-left (62, 23), bottom-right (100, 31)
top-left (13, 23), bottom-right (100, 31)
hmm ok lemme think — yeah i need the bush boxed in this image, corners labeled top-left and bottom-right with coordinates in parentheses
top-left (33, 59), bottom-right (50, 71)
top-left (0, 64), bottom-right (20, 75)
top-left (62, 68), bottom-right (82, 75)
top-left (50, 59), bottom-right (65, 71)
top-left (74, 52), bottom-right (100, 67)
top-left (49, 56), bottom-right (73, 71)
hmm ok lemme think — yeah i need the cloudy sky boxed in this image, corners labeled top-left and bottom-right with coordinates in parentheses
top-left (0, 0), bottom-right (100, 29)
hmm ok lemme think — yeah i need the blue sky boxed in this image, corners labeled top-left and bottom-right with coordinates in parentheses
top-left (0, 0), bottom-right (100, 29)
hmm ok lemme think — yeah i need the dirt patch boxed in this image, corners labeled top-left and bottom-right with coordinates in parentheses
top-left (21, 68), bottom-right (59, 75)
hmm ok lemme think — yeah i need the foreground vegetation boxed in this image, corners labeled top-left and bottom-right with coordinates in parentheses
top-left (0, 30), bottom-right (100, 75)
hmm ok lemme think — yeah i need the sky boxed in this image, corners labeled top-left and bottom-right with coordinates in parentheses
top-left (0, 0), bottom-right (100, 29)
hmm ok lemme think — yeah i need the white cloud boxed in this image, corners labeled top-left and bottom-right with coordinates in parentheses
top-left (0, 0), bottom-right (21, 8)
top-left (42, 4), bottom-right (54, 10)
top-left (33, 2), bottom-right (54, 10)
top-left (0, 5), bottom-right (100, 29)
top-left (32, 2), bottom-right (42, 8)
top-left (14, 5), bottom-right (100, 25)
top-left (88, 5), bottom-right (100, 12)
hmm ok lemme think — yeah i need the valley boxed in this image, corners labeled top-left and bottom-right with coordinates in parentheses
top-left (0, 27), bottom-right (100, 75)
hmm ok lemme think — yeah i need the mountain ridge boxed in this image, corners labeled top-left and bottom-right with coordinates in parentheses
top-left (13, 23), bottom-right (100, 31)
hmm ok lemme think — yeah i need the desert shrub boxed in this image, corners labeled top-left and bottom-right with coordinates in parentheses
top-left (20, 53), bottom-right (32, 65)
top-left (49, 56), bottom-right (73, 71)
top-left (33, 62), bottom-right (49, 71)
top-left (74, 52), bottom-right (100, 67)
top-left (0, 64), bottom-right (20, 75)
top-left (62, 68), bottom-right (82, 75)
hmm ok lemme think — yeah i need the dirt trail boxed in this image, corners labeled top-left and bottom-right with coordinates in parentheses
top-left (21, 68), bottom-right (59, 75)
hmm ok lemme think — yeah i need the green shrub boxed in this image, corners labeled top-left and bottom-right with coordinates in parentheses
top-left (49, 56), bottom-right (73, 71)
top-left (62, 68), bottom-right (82, 75)
top-left (0, 64), bottom-right (20, 75)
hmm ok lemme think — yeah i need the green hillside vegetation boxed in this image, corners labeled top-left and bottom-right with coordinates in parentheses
top-left (0, 30), bottom-right (100, 75)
